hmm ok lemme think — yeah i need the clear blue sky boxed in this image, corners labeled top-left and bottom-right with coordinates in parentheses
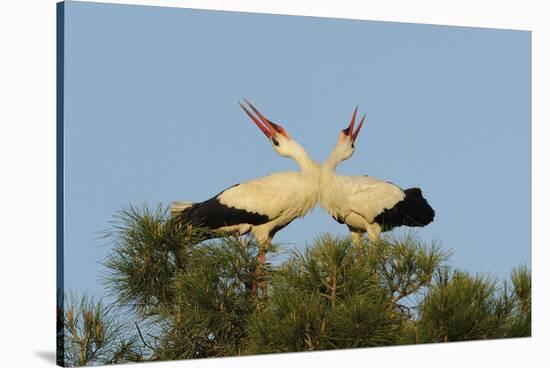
top-left (61, 1), bottom-right (531, 296)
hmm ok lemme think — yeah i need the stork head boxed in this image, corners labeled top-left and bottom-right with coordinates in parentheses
top-left (333, 106), bottom-right (366, 162)
top-left (239, 99), bottom-right (299, 158)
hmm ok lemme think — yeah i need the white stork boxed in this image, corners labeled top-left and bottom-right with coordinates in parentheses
top-left (171, 100), bottom-right (319, 265)
top-left (319, 108), bottom-right (435, 244)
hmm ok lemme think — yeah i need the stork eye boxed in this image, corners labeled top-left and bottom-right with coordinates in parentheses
top-left (351, 142), bottom-right (355, 149)
top-left (271, 138), bottom-right (280, 146)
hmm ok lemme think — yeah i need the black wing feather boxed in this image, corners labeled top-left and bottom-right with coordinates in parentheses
top-left (374, 187), bottom-right (435, 231)
top-left (177, 184), bottom-right (271, 229)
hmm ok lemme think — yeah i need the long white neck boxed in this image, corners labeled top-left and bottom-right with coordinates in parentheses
top-left (288, 143), bottom-right (319, 174)
top-left (322, 149), bottom-right (342, 173)
top-left (319, 147), bottom-right (345, 216)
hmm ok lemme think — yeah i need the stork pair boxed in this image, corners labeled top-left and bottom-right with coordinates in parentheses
top-left (171, 100), bottom-right (434, 254)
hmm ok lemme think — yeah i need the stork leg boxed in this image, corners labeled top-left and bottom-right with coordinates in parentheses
top-left (250, 229), bottom-right (272, 300)
top-left (256, 239), bottom-right (271, 300)
top-left (350, 231), bottom-right (364, 246)
top-left (365, 223), bottom-right (381, 243)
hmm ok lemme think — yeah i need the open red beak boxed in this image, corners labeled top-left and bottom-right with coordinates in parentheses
top-left (343, 106), bottom-right (365, 142)
top-left (239, 99), bottom-right (284, 138)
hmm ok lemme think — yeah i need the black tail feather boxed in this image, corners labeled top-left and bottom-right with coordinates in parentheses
top-left (176, 195), bottom-right (270, 230)
top-left (374, 187), bottom-right (435, 231)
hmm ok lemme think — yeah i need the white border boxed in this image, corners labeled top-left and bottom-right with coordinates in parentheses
top-left (0, 1), bottom-right (547, 367)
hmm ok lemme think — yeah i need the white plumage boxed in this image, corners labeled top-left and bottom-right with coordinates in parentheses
top-left (321, 175), bottom-right (405, 225)
top-left (171, 100), bottom-right (319, 247)
top-left (319, 108), bottom-right (435, 243)
top-left (217, 171), bottom-right (318, 228)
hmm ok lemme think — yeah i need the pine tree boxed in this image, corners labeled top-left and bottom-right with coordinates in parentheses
top-left (59, 293), bottom-right (143, 366)
top-left (57, 203), bottom-right (531, 366)
top-left (416, 266), bottom-right (531, 342)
